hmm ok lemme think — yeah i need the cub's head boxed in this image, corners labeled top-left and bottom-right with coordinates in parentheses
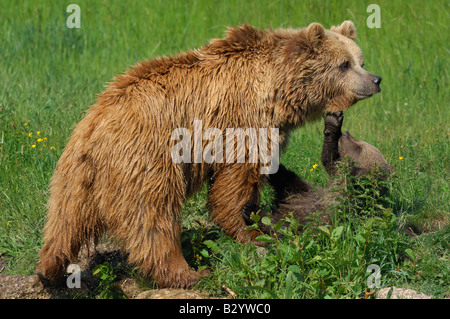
top-left (338, 131), bottom-right (393, 177)
top-left (283, 21), bottom-right (382, 115)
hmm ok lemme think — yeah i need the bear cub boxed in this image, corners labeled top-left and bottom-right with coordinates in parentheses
top-left (243, 112), bottom-right (393, 233)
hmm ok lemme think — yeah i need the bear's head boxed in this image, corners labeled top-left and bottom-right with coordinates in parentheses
top-left (338, 130), bottom-right (393, 177)
top-left (283, 21), bottom-right (382, 115)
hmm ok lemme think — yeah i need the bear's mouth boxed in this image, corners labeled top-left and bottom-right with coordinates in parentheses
top-left (353, 85), bottom-right (381, 100)
top-left (354, 92), bottom-right (374, 100)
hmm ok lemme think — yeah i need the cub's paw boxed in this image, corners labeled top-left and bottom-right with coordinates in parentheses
top-left (324, 112), bottom-right (344, 136)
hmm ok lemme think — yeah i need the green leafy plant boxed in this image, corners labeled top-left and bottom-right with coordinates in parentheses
top-left (199, 165), bottom-right (414, 299)
top-left (92, 262), bottom-right (126, 299)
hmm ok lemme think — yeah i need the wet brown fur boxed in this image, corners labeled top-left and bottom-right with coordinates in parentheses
top-left (36, 21), bottom-right (380, 288)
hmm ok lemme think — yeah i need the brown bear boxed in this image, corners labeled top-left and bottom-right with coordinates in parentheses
top-left (36, 21), bottom-right (381, 288)
top-left (243, 112), bottom-right (393, 233)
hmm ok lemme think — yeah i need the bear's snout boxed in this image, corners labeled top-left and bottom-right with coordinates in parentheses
top-left (372, 75), bottom-right (382, 94)
top-left (366, 73), bottom-right (382, 94)
top-left (372, 75), bottom-right (382, 87)
top-left (352, 70), bottom-right (382, 100)
top-left (341, 131), bottom-right (355, 141)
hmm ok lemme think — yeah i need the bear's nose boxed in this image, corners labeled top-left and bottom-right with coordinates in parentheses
top-left (373, 76), bottom-right (382, 86)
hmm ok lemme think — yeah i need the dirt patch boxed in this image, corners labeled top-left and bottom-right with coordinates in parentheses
top-left (135, 288), bottom-right (210, 299)
top-left (376, 286), bottom-right (432, 299)
top-left (0, 242), bottom-right (213, 299)
top-left (0, 244), bottom-right (141, 299)
top-left (0, 273), bottom-right (216, 299)
top-left (0, 275), bottom-right (63, 299)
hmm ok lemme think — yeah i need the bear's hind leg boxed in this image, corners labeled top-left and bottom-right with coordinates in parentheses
top-left (36, 198), bottom-right (99, 285)
top-left (117, 168), bottom-right (208, 288)
top-left (124, 204), bottom-right (209, 288)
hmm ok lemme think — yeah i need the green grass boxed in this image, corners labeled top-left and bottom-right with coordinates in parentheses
top-left (0, 0), bottom-right (448, 298)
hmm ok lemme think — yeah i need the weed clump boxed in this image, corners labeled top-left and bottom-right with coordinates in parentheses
top-left (197, 166), bottom-right (412, 298)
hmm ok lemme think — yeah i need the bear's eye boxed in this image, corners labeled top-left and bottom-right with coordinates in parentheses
top-left (355, 146), bottom-right (362, 153)
top-left (361, 63), bottom-right (365, 69)
top-left (339, 61), bottom-right (350, 71)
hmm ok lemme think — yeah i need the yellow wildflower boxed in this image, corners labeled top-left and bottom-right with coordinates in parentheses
top-left (37, 138), bottom-right (43, 142)
top-left (50, 146), bottom-right (55, 150)
top-left (399, 156), bottom-right (404, 160)
top-left (28, 132), bottom-right (32, 137)
top-left (36, 131), bottom-right (40, 135)
top-left (32, 144), bottom-right (36, 148)
top-left (313, 164), bottom-right (318, 169)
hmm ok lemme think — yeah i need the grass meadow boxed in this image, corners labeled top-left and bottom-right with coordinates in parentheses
top-left (0, 0), bottom-right (448, 298)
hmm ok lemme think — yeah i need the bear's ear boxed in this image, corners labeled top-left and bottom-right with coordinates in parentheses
top-left (284, 23), bottom-right (325, 59)
top-left (306, 22), bottom-right (325, 45)
top-left (330, 20), bottom-right (357, 40)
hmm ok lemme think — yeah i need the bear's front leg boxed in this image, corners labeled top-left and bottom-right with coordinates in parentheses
top-left (208, 164), bottom-right (262, 244)
top-left (321, 112), bottom-right (344, 176)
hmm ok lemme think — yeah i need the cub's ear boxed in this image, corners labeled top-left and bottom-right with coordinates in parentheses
top-left (306, 22), bottom-right (325, 45)
top-left (330, 20), bottom-right (357, 40)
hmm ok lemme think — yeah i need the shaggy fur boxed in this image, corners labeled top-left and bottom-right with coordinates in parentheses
top-left (243, 112), bottom-right (393, 233)
top-left (36, 21), bottom-right (381, 288)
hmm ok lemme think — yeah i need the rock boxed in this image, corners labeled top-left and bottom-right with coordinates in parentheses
top-left (135, 288), bottom-right (209, 299)
top-left (376, 287), bottom-right (432, 299)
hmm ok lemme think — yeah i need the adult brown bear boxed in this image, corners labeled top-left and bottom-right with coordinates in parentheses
top-left (36, 21), bottom-right (381, 288)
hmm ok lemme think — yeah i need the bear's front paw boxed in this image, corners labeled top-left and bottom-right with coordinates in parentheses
top-left (324, 112), bottom-right (344, 136)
